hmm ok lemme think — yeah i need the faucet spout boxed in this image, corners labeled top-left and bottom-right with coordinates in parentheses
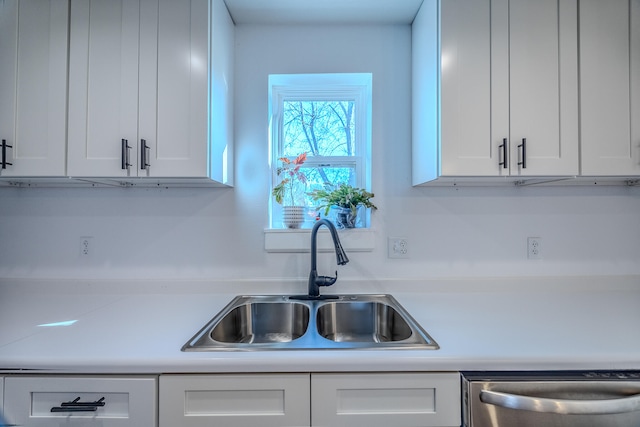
top-left (308, 219), bottom-right (349, 298)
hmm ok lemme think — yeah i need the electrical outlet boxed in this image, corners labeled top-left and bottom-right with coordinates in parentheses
top-left (80, 236), bottom-right (93, 257)
top-left (388, 237), bottom-right (409, 259)
top-left (527, 237), bottom-right (541, 259)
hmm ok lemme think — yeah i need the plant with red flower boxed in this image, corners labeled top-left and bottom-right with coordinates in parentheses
top-left (272, 152), bottom-right (308, 206)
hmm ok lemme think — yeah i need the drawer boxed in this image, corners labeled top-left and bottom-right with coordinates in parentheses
top-left (4, 376), bottom-right (157, 427)
top-left (159, 374), bottom-right (310, 427)
top-left (311, 372), bottom-right (461, 427)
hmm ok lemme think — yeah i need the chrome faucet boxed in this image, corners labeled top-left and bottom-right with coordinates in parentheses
top-left (308, 219), bottom-right (349, 298)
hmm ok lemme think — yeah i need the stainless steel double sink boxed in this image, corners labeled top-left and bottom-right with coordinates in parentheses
top-left (182, 294), bottom-right (439, 351)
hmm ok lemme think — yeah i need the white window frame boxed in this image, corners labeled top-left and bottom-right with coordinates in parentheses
top-left (268, 73), bottom-right (372, 229)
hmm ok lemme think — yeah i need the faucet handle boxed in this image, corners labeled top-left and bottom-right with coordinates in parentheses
top-left (316, 272), bottom-right (338, 287)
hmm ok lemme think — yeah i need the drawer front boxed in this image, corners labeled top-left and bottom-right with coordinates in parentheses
top-left (311, 372), bottom-right (461, 427)
top-left (3, 376), bottom-right (157, 427)
top-left (159, 374), bottom-right (311, 427)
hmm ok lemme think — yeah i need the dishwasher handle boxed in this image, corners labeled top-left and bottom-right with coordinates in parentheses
top-left (480, 389), bottom-right (640, 415)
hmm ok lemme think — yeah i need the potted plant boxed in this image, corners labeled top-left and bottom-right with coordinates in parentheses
top-left (272, 153), bottom-right (308, 228)
top-left (309, 183), bottom-right (377, 228)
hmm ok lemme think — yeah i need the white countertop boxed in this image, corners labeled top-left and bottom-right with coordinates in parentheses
top-left (1, 277), bottom-right (639, 374)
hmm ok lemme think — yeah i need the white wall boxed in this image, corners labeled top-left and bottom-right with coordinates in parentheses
top-left (0, 23), bottom-right (639, 283)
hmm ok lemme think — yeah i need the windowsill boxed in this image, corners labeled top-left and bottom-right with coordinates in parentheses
top-left (264, 228), bottom-right (375, 253)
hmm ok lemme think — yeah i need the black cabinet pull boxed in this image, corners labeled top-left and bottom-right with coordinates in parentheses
top-left (518, 138), bottom-right (527, 169)
top-left (51, 396), bottom-right (105, 413)
top-left (1, 139), bottom-right (13, 169)
top-left (121, 139), bottom-right (131, 170)
top-left (140, 139), bottom-right (150, 170)
top-left (498, 138), bottom-right (508, 169)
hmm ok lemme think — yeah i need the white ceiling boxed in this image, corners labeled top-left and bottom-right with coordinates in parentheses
top-left (223, 0), bottom-right (425, 25)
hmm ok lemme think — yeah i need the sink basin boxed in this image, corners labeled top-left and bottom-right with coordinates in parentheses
top-left (317, 301), bottom-right (413, 343)
top-left (211, 302), bottom-right (309, 344)
top-left (182, 294), bottom-right (439, 351)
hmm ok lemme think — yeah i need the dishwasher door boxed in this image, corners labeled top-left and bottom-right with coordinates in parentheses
top-left (462, 372), bottom-right (640, 427)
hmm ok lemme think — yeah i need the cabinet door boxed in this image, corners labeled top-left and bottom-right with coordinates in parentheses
top-left (440, 0), bottom-right (509, 177)
top-left (159, 374), bottom-right (310, 427)
top-left (439, 0), bottom-right (578, 179)
top-left (311, 372), bottom-right (461, 427)
top-left (580, 0), bottom-right (640, 176)
top-left (3, 376), bottom-right (157, 427)
top-left (0, 0), bottom-right (68, 177)
top-left (509, 0), bottom-right (579, 176)
top-left (67, 0), bottom-right (141, 177)
top-left (145, 0), bottom-right (209, 178)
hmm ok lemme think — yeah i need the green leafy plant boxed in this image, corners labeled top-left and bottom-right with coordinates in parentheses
top-left (309, 183), bottom-right (377, 216)
top-left (272, 153), bottom-right (308, 206)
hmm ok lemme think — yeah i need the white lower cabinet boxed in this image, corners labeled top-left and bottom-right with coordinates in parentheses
top-left (159, 372), bottom-right (461, 427)
top-left (3, 376), bottom-right (157, 427)
top-left (159, 373), bottom-right (311, 427)
top-left (312, 373), bottom-right (461, 427)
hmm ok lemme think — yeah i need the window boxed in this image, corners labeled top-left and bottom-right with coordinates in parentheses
top-left (269, 73), bottom-right (372, 229)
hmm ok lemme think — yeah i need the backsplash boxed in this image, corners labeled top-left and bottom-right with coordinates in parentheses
top-left (0, 184), bottom-right (638, 281)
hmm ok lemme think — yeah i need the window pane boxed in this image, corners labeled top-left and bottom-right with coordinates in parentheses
top-left (305, 166), bottom-right (356, 190)
top-left (282, 101), bottom-right (356, 157)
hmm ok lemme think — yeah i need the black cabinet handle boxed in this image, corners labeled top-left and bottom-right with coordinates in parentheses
top-left (1, 139), bottom-right (13, 169)
top-left (51, 397), bottom-right (105, 413)
top-left (140, 139), bottom-right (150, 170)
top-left (121, 139), bottom-right (131, 170)
top-left (499, 138), bottom-right (508, 169)
top-left (518, 138), bottom-right (527, 169)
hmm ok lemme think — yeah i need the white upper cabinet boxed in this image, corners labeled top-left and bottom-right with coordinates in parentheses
top-left (0, 0), bottom-right (68, 177)
top-left (438, 0), bottom-right (496, 177)
top-left (508, 0), bottom-right (579, 177)
top-left (67, 0), bottom-right (142, 178)
top-left (67, 0), bottom-right (233, 183)
top-left (149, 0), bottom-right (210, 178)
top-left (414, 0), bottom-right (579, 184)
top-left (580, 0), bottom-right (640, 176)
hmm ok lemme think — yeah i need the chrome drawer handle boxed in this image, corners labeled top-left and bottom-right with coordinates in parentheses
top-left (480, 389), bottom-right (640, 415)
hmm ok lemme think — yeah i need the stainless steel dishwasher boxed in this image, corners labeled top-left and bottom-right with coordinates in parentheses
top-left (462, 371), bottom-right (640, 426)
